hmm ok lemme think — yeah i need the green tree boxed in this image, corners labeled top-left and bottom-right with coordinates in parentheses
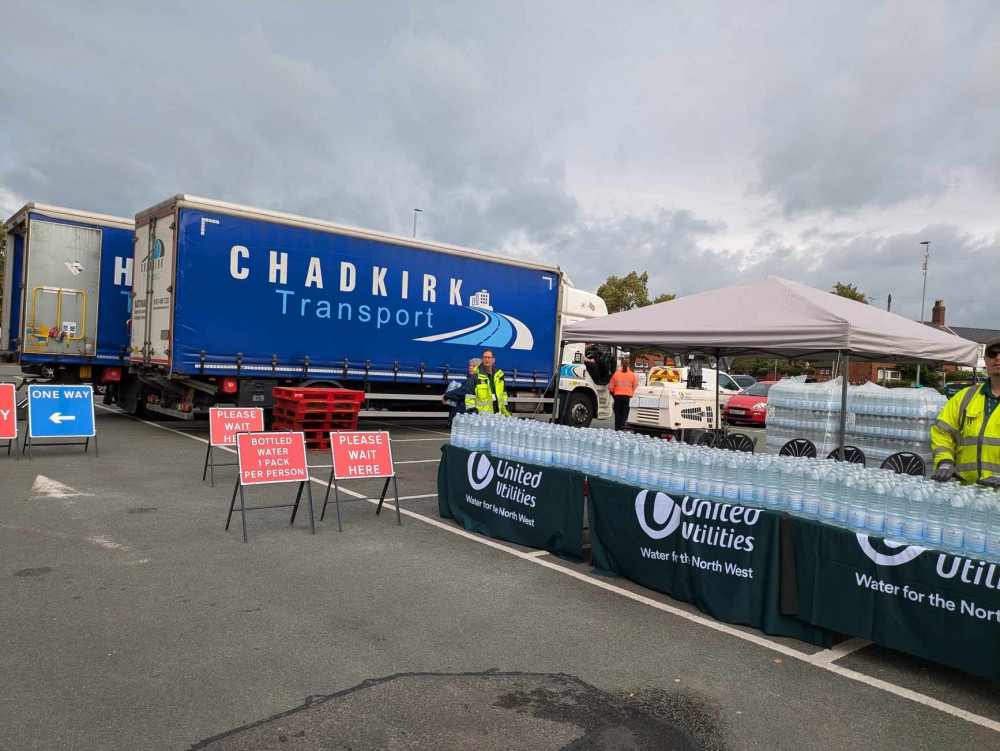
top-left (832, 281), bottom-right (868, 304)
top-left (594, 272), bottom-right (676, 361)
top-left (596, 271), bottom-right (651, 313)
top-left (896, 364), bottom-right (943, 390)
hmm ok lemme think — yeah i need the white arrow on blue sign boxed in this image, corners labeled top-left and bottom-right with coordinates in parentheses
top-left (28, 385), bottom-right (96, 438)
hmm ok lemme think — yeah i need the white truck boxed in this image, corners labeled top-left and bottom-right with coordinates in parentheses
top-left (556, 287), bottom-right (616, 427)
top-left (626, 365), bottom-right (742, 435)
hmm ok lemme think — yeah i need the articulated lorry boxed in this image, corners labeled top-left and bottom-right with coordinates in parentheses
top-left (120, 195), bottom-right (613, 425)
top-left (1, 203), bottom-right (134, 386)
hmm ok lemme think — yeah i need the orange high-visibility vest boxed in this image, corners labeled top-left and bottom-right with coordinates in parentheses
top-left (609, 370), bottom-right (638, 397)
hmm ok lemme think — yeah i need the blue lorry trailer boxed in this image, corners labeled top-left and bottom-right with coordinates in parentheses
top-left (122, 195), bottom-right (590, 420)
top-left (1, 204), bottom-right (134, 387)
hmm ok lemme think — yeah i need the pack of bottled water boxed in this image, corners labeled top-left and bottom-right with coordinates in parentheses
top-left (450, 412), bottom-right (1000, 563)
top-left (765, 378), bottom-right (946, 466)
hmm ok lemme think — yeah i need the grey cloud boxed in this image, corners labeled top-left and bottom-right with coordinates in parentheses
top-left (0, 1), bottom-right (996, 336)
top-left (751, 2), bottom-right (1000, 216)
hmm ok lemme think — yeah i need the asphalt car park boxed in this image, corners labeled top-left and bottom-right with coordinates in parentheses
top-left (1, 397), bottom-right (999, 749)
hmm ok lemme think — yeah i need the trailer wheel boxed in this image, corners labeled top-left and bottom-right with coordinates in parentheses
top-left (562, 392), bottom-right (594, 428)
top-left (300, 379), bottom-right (345, 389)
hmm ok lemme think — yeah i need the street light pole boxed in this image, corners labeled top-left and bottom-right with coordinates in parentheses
top-left (412, 208), bottom-right (422, 238)
top-left (916, 241), bottom-right (931, 387)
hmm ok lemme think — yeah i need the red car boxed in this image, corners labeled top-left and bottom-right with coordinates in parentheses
top-left (722, 381), bottom-right (776, 425)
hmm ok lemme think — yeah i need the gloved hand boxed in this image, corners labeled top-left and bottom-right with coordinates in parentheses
top-left (931, 460), bottom-right (956, 483)
top-left (977, 475), bottom-right (1000, 489)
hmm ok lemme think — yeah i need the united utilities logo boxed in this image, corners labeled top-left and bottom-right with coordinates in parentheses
top-left (856, 534), bottom-right (926, 566)
top-left (635, 491), bottom-right (759, 552)
top-left (414, 287), bottom-right (534, 351)
top-left (467, 452), bottom-right (495, 490)
top-left (635, 490), bottom-right (682, 539)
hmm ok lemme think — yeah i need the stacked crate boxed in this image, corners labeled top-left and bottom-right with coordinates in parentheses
top-left (272, 387), bottom-right (365, 450)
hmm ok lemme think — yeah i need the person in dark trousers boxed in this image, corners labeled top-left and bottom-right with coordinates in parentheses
top-left (443, 358), bottom-right (480, 427)
top-left (609, 359), bottom-right (638, 430)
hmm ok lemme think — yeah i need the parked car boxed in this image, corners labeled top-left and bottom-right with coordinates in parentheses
top-left (722, 381), bottom-right (776, 425)
top-left (731, 374), bottom-right (757, 390)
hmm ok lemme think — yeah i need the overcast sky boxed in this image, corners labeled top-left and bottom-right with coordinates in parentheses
top-left (2, 1), bottom-right (998, 326)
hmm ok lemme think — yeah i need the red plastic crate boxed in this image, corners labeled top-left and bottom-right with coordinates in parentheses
top-left (273, 416), bottom-right (359, 432)
top-left (272, 387), bottom-right (365, 405)
top-left (273, 404), bottom-right (359, 420)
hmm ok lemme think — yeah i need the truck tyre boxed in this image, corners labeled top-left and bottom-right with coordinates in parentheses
top-left (300, 379), bottom-right (345, 389)
top-left (562, 392), bottom-right (594, 428)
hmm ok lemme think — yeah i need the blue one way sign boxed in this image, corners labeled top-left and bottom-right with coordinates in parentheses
top-left (28, 385), bottom-right (96, 438)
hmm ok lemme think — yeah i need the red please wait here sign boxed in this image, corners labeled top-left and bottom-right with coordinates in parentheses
top-left (331, 431), bottom-right (394, 480)
top-left (237, 432), bottom-right (309, 485)
top-left (210, 407), bottom-right (265, 446)
top-left (0, 384), bottom-right (15, 440)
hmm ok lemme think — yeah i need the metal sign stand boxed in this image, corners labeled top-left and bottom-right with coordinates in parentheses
top-left (4, 437), bottom-right (19, 461)
top-left (320, 469), bottom-right (402, 532)
top-left (225, 478), bottom-right (316, 544)
top-left (23, 433), bottom-right (98, 459)
top-left (202, 443), bottom-right (238, 487)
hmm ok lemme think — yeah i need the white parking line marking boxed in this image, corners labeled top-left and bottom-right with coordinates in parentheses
top-left (394, 459), bottom-right (440, 465)
top-left (104, 405), bottom-right (1000, 734)
top-left (525, 550), bottom-right (550, 558)
top-left (390, 438), bottom-right (448, 442)
top-left (806, 637), bottom-right (872, 666)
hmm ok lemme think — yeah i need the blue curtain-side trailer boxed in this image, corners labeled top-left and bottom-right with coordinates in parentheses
top-left (1, 204), bottom-right (134, 392)
top-left (120, 195), bottom-right (569, 420)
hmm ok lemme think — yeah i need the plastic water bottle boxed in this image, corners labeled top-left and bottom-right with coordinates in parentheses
top-left (763, 457), bottom-right (781, 507)
top-left (656, 446), bottom-right (673, 491)
top-left (866, 472), bottom-right (890, 534)
top-left (883, 480), bottom-right (909, 538)
top-left (673, 449), bottom-right (689, 493)
top-left (818, 466), bottom-right (841, 523)
top-left (801, 463), bottom-right (822, 516)
top-left (588, 432), bottom-right (602, 476)
top-left (845, 473), bottom-right (868, 531)
top-left (923, 488), bottom-right (948, 547)
top-left (786, 461), bottom-right (806, 513)
top-left (723, 453), bottom-right (740, 500)
top-left (985, 501), bottom-right (1000, 559)
top-left (711, 452), bottom-right (726, 501)
top-left (626, 441), bottom-right (642, 485)
top-left (900, 483), bottom-right (927, 543)
top-left (637, 444), bottom-right (653, 487)
top-left (964, 495), bottom-right (992, 556)
top-left (689, 450), bottom-right (707, 496)
top-left (540, 428), bottom-right (553, 467)
top-left (738, 454), bottom-right (756, 503)
top-left (941, 495), bottom-right (967, 551)
top-left (599, 436), bottom-right (614, 479)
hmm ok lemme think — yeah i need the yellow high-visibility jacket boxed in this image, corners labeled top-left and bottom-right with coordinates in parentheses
top-left (930, 384), bottom-right (1000, 484)
top-left (464, 367), bottom-right (510, 416)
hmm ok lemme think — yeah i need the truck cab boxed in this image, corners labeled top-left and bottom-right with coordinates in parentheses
top-left (557, 287), bottom-right (615, 427)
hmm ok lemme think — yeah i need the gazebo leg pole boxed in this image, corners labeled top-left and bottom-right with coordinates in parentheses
top-left (551, 340), bottom-right (567, 424)
top-left (838, 352), bottom-right (850, 460)
top-left (715, 349), bottom-right (721, 438)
